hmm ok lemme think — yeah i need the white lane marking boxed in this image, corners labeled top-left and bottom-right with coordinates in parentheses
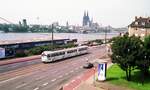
top-left (35, 76), bottom-right (45, 81)
top-left (16, 83), bottom-right (27, 88)
top-left (70, 70), bottom-right (74, 73)
top-left (64, 83), bottom-right (69, 86)
top-left (65, 66), bottom-right (69, 68)
top-left (77, 76), bottom-right (81, 79)
top-left (51, 70), bottom-right (58, 74)
top-left (51, 79), bottom-right (56, 82)
top-left (71, 79), bottom-right (75, 83)
top-left (42, 82), bottom-right (48, 86)
top-left (75, 67), bottom-right (79, 70)
top-left (0, 76), bottom-right (22, 84)
top-left (0, 71), bottom-right (38, 85)
top-left (58, 75), bottom-right (63, 78)
top-left (33, 87), bottom-right (39, 90)
top-left (65, 73), bottom-right (69, 75)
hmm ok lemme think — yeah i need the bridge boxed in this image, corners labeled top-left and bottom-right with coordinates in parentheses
top-left (0, 17), bottom-right (15, 24)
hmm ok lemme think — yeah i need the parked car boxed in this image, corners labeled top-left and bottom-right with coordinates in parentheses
top-left (83, 62), bottom-right (94, 69)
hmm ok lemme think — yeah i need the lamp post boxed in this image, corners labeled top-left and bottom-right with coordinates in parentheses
top-left (104, 27), bottom-right (107, 44)
top-left (92, 57), bottom-right (96, 87)
top-left (93, 66), bottom-right (96, 86)
top-left (51, 24), bottom-right (54, 50)
top-left (104, 27), bottom-right (108, 53)
top-left (145, 29), bottom-right (147, 37)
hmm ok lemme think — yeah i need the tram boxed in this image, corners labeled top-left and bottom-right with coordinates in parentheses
top-left (41, 46), bottom-right (88, 62)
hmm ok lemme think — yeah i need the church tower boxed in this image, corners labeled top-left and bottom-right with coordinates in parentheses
top-left (86, 11), bottom-right (90, 22)
top-left (83, 11), bottom-right (87, 26)
top-left (82, 11), bottom-right (90, 26)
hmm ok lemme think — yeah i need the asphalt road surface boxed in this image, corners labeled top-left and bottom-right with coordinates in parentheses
top-left (0, 45), bottom-right (107, 90)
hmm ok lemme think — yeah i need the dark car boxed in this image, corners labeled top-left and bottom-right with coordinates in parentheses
top-left (83, 62), bottom-right (94, 69)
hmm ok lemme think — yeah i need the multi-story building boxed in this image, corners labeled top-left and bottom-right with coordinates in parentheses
top-left (128, 16), bottom-right (150, 38)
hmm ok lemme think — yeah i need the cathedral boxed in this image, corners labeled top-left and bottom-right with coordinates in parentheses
top-left (82, 11), bottom-right (92, 27)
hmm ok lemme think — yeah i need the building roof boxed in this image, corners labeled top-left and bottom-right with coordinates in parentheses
top-left (129, 17), bottom-right (150, 28)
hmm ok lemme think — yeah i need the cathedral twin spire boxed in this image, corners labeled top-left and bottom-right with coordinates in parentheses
top-left (84, 11), bottom-right (89, 17)
top-left (83, 11), bottom-right (91, 26)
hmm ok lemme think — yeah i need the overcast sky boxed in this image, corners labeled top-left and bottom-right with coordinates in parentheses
top-left (0, 0), bottom-right (150, 27)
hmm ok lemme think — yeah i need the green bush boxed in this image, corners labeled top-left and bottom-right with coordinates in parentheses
top-left (93, 39), bottom-right (103, 44)
top-left (27, 43), bottom-right (76, 56)
top-left (15, 52), bottom-right (28, 57)
top-left (14, 43), bottom-right (76, 57)
top-left (86, 39), bottom-right (103, 46)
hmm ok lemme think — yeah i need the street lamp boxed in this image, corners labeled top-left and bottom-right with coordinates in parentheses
top-left (145, 29), bottom-right (147, 37)
top-left (104, 27), bottom-right (107, 53)
top-left (93, 65), bottom-right (96, 86)
top-left (51, 24), bottom-right (54, 50)
top-left (104, 27), bottom-right (107, 44)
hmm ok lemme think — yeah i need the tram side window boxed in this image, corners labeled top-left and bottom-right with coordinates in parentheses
top-left (67, 49), bottom-right (77, 53)
top-left (60, 52), bottom-right (65, 55)
top-left (79, 48), bottom-right (87, 51)
top-left (51, 52), bottom-right (65, 57)
top-left (47, 54), bottom-right (51, 57)
top-left (51, 53), bottom-right (55, 57)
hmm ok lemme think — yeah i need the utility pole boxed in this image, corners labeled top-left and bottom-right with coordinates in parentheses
top-left (104, 27), bottom-right (108, 53)
top-left (145, 29), bottom-right (147, 37)
top-left (104, 27), bottom-right (107, 44)
top-left (52, 24), bottom-right (54, 50)
top-left (93, 66), bottom-right (96, 86)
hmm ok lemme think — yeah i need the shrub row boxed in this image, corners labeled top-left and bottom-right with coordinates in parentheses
top-left (15, 43), bottom-right (76, 57)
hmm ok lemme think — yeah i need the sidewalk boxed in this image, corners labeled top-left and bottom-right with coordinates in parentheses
top-left (75, 75), bottom-right (104, 90)
top-left (0, 55), bottom-right (40, 66)
top-left (75, 62), bottom-right (113, 90)
top-left (63, 58), bottom-right (112, 90)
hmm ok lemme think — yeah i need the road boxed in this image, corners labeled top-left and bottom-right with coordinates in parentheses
top-left (0, 45), bottom-right (107, 90)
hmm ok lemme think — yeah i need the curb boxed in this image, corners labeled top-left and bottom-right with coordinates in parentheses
top-left (0, 55), bottom-right (41, 66)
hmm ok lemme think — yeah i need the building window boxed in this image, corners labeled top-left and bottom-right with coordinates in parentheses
top-left (142, 22), bottom-right (145, 26)
top-left (141, 29), bottom-right (145, 31)
top-left (135, 22), bottom-right (138, 25)
top-left (141, 34), bottom-right (145, 37)
top-left (135, 34), bottom-right (138, 36)
top-left (147, 19), bottom-right (150, 23)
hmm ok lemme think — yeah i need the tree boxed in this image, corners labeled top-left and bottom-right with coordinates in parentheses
top-left (111, 34), bottom-right (142, 81)
top-left (139, 35), bottom-right (150, 74)
top-left (136, 35), bottom-right (150, 84)
top-left (3, 24), bottom-right (9, 32)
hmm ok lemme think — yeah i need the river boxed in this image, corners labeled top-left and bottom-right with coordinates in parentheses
top-left (0, 33), bottom-right (119, 43)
